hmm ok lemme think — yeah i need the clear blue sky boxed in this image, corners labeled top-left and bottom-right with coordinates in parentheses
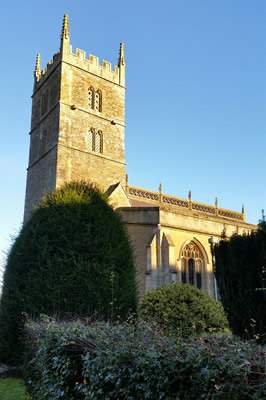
top-left (0, 0), bottom-right (265, 280)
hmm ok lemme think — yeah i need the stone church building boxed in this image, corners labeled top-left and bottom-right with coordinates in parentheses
top-left (24, 15), bottom-right (257, 298)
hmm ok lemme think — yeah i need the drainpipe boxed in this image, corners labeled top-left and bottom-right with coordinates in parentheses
top-left (208, 236), bottom-right (218, 301)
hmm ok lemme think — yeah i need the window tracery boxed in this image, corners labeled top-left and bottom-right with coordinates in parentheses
top-left (180, 242), bottom-right (203, 289)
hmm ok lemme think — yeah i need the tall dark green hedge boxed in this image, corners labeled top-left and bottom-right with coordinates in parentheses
top-left (0, 182), bottom-right (137, 364)
top-left (214, 224), bottom-right (266, 343)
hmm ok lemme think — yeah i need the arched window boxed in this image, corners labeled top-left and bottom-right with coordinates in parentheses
top-left (95, 130), bottom-right (102, 153)
top-left (88, 87), bottom-right (102, 112)
top-left (88, 128), bottom-right (94, 151)
top-left (94, 90), bottom-right (102, 112)
top-left (88, 128), bottom-right (103, 154)
top-left (180, 242), bottom-right (204, 289)
top-left (88, 87), bottom-right (94, 110)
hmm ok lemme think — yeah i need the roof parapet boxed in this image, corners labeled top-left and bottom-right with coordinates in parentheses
top-left (128, 185), bottom-right (246, 222)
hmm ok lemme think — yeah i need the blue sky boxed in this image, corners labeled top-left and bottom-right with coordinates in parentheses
top-left (0, 0), bottom-right (265, 280)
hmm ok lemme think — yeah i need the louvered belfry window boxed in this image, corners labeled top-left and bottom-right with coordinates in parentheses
top-left (88, 87), bottom-right (101, 112)
top-left (88, 129), bottom-right (102, 154)
top-left (88, 87), bottom-right (94, 110)
top-left (88, 129), bottom-right (94, 151)
top-left (95, 131), bottom-right (102, 153)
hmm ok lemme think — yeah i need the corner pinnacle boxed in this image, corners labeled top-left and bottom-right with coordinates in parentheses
top-left (34, 53), bottom-right (41, 80)
top-left (61, 14), bottom-right (69, 41)
top-left (118, 42), bottom-right (125, 66)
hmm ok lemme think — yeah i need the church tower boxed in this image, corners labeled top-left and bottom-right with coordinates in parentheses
top-left (24, 15), bottom-right (126, 220)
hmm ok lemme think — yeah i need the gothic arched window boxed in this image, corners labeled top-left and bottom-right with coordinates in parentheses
top-left (88, 87), bottom-right (102, 112)
top-left (88, 87), bottom-right (94, 110)
top-left (94, 90), bottom-right (102, 112)
top-left (180, 242), bottom-right (203, 289)
top-left (88, 128), bottom-right (94, 151)
top-left (95, 130), bottom-right (102, 153)
top-left (88, 128), bottom-right (103, 154)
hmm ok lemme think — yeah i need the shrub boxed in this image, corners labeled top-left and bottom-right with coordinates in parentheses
top-left (139, 283), bottom-right (228, 338)
top-left (0, 182), bottom-right (137, 365)
top-left (214, 224), bottom-right (266, 343)
top-left (25, 319), bottom-right (266, 400)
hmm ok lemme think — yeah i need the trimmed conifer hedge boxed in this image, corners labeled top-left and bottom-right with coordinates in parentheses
top-left (214, 224), bottom-right (266, 343)
top-left (0, 182), bottom-right (137, 364)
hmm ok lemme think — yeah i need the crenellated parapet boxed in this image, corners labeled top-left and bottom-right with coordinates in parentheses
top-left (33, 14), bottom-right (125, 92)
top-left (61, 45), bottom-right (123, 85)
top-left (33, 51), bottom-right (61, 91)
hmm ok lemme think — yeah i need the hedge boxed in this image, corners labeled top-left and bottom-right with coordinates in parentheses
top-left (25, 319), bottom-right (266, 399)
top-left (215, 224), bottom-right (266, 343)
top-left (0, 182), bottom-right (137, 365)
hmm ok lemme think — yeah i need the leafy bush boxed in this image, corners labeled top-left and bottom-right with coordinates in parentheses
top-left (214, 224), bottom-right (266, 343)
top-left (25, 319), bottom-right (266, 400)
top-left (0, 182), bottom-right (137, 365)
top-left (139, 283), bottom-right (228, 337)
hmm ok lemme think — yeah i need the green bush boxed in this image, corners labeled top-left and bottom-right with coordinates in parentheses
top-left (0, 182), bottom-right (137, 365)
top-left (139, 283), bottom-right (228, 337)
top-left (214, 224), bottom-right (266, 343)
top-left (25, 319), bottom-right (266, 400)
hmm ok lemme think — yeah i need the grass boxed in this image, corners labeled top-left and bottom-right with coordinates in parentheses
top-left (0, 378), bottom-right (29, 400)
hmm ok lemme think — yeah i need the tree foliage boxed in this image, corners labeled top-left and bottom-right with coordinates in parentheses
top-left (214, 224), bottom-right (266, 343)
top-left (139, 283), bottom-right (228, 338)
top-left (0, 182), bottom-right (137, 364)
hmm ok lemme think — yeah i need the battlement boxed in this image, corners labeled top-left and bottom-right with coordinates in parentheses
top-left (62, 45), bottom-right (121, 84)
top-left (127, 185), bottom-right (245, 223)
top-left (34, 14), bottom-right (125, 91)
